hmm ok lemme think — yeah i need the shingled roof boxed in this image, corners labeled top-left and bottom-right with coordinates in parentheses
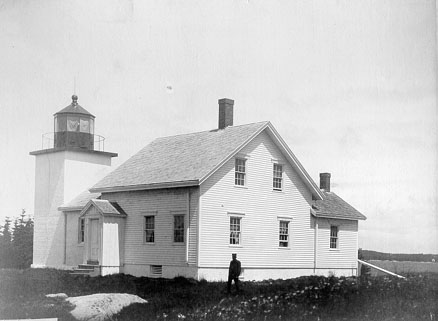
top-left (58, 190), bottom-right (101, 211)
top-left (312, 192), bottom-right (366, 221)
top-left (80, 199), bottom-right (127, 217)
top-left (90, 121), bottom-right (324, 199)
top-left (90, 122), bottom-right (268, 192)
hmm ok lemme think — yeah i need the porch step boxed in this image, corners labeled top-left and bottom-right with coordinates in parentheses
top-left (70, 263), bottom-right (100, 276)
top-left (87, 260), bottom-right (99, 265)
top-left (78, 264), bottom-right (98, 270)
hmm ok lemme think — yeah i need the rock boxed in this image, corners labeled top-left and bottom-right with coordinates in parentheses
top-left (66, 293), bottom-right (147, 321)
top-left (46, 293), bottom-right (69, 299)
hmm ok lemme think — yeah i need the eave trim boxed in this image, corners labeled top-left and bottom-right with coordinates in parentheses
top-left (90, 180), bottom-right (200, 193)
top-left (58, 206), bottom-right (83, 212)
top-left (264, 123), bottom-right (324, 200)
top-left (310, 212), bottom-right (366, 221)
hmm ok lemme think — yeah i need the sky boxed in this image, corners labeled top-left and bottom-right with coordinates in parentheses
top-left (0, 0), bottom-right (436, 254)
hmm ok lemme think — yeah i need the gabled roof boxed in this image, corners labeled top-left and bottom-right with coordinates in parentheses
top-left (80, 199), bottom-right (127, 217)
top-left (58, 190), bottom-right (101, 211)
top-left (90, 121), bottom-right (324, 200)
top-left (311, 192), bottom-right (366, 221)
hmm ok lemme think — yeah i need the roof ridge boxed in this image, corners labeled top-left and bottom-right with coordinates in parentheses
top-left (153, 121), bottom-right (270, 141)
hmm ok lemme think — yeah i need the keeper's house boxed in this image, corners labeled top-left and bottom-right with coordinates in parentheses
top-left (31, 96), bottom-right (366, 280)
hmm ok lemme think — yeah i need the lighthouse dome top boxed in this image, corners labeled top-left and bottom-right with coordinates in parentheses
top-left (54, 95), bottom-right (95, 118)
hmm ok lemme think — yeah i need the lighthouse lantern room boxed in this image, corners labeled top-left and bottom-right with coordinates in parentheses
top-left (54, 95), bottom-right (95, 150)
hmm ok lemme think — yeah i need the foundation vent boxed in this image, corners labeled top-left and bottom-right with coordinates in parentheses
top-left (150, 265), bottom-right (163, 277)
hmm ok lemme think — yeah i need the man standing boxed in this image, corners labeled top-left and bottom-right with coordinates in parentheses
top-left (227, 253), bottom-right (241, 294)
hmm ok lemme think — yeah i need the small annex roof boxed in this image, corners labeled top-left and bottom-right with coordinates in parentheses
top-left (90, 121), bottom-right (324, 200)
top-left (54, 95), bottom-right (95, 118)
top-left (80, 199), bottom-right (127, 217)
top-left (312, 192), bottom-right (366, 221)
top-left (58, 190), bottom-right (101, 211)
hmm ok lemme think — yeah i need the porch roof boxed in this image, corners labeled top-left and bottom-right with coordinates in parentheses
top-left (311, 192), bottom-right (366, 221)
top-left (80, 199), bottom-right (127, 217)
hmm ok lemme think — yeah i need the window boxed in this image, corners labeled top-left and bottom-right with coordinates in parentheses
top-left (89, 118), bottom-right (94, 134)
top-left (78, 218), bottom-right (85, 243)
top-left (235, 158), bottom-right (246, 186)
top-left (67, 116), bottom-right (79, 132)
top-left (330, 226), bottom-right (338, 249)
top-left (174, 215), bottom-right (185, 243)
top-left (66, 116), bottom-right (94, 133)
top-left (80, 119), bottom-right (89, 132)
top-left (273, 163), bottom-right (283, 190)
top-left (230, 217), bottom-right (242, 245)
top-left (279, 220), bottom-right (289, 247)
top-left (144, 216), bottom-right (155, 243)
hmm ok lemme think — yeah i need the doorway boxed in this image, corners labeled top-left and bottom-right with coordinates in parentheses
top-left (88, 218), bottom-right (100, 263)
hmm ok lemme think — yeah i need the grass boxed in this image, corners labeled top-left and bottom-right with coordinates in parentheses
top-left (0, 269), bottom-right (437, 321)
top-left (368, 260), bottom-right (438, 276)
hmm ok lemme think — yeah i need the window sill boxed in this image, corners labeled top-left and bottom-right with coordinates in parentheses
top-left (144, 243), bottom-right (156, 245)
top-left (77, 243), bottom-right (84, 247)
top-left (272, 189), bottom-right (284, 193)
top-left (229, 244), bottom-right (243, 248)
top-left (329, 248), bottom-right (340, 251)
top-left (278, 246), bottom-right (290, 250)
top-left (172, 243), bottom-right (185, 246)
top-left (234, 185), bottom-right (248, 189)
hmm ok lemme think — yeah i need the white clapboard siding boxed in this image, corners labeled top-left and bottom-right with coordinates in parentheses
top-left (102, 221), bottom-right (120, 266)
top-left (199, 130), bottom-right (315, 269)
top-left (316, 218), bottom-right (358, 269)
top-left (188, 188), bottom-right (199, 265)
top-left (101, 187), bottom-right (199, 266)
top-left (65, 211), bottom-right (85, 266)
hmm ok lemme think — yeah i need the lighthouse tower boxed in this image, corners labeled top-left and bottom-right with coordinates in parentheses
top-left (30, 95), bottom-right (117, 268)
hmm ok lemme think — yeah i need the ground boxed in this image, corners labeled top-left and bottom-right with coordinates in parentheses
top-left (0, 268), bottom-right (437, 321)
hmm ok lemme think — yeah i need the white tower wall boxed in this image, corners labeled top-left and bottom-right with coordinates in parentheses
top-left (32, 150), bottom-right (114, 268)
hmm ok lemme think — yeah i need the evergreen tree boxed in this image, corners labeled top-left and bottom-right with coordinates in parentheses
top-left (21, 214), bottom-right (34, 268)
top-left (0, 211), bottom-right (34, 269)
top-left (0, 217), bottom-right (13, 268)
top-left (11, 210), bottom-right (34, 269)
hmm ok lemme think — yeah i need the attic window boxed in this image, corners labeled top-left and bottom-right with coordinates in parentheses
top-left (273, 163), bottom-right (283, 190)
top-left (235, 158), bottom-right (246, 186)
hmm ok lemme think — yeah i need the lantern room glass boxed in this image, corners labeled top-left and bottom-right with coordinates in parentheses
top-left (55, 115), bottom-right (94, 134)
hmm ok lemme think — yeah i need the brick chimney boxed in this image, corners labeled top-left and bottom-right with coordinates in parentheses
top-left (218, 98), bottom-right (234, 129)
top-left (319, 173), bottom-right (331, 192)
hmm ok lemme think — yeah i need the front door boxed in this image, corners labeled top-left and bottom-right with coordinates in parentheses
top-left (89, 219), bottom-right (100, 262)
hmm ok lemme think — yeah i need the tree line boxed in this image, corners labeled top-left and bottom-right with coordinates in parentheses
top-left (360, 249), bottom-right (437, 263)
top-left (0, 210), bottom-right (34, 269)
